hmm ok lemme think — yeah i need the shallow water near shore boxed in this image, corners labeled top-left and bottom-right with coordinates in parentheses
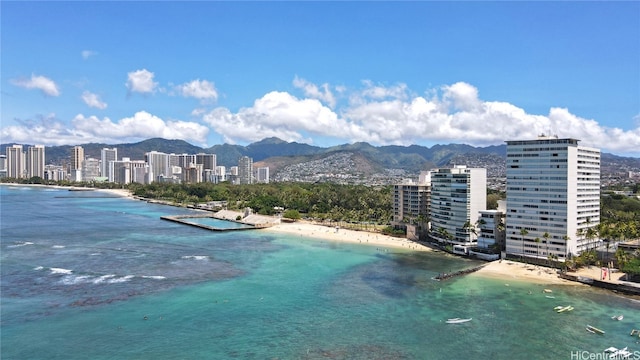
top-left (2, 185), bottom-right (639, 359)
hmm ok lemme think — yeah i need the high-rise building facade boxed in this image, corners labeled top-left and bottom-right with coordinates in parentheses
top-left (146, 151), bottom-right (170, 183)
top-left (26, 145), bottom-right (45, 179)
top-left (505, 136), bottom-right (600, 260)
top-left (392, 177), bottom-right (431, 241)
top-left (6, 145), bottom-right (25, 178)
top-left (238, 156), bottom-right (253, 184)
top-left (71, 146), bottom-right (84, 181)
top-left (101, 148), bottom-right (117, 180)
top-left (82, 158), bottom-right (101, 181)
top-left (430, 166), bottom-right (487, 247)
top-left (256, 167), bottom-right (270, 183)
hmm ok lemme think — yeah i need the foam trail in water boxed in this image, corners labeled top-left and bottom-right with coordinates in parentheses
top-left (181, 255), bottom-right (210, 261)
top-left (50, 268), bottom-right (73, 275)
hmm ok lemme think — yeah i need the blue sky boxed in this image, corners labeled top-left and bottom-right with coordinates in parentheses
top-left (2, 1), bottom-right (639, 156)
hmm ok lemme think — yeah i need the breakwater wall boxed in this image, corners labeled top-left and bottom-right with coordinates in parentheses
top-left (160, 215), bottom-right (260, 231)
top-left (434, 264), bottom-right (488, 281)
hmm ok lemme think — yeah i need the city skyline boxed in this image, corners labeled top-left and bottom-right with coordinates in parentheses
top-left (2, 2), bottom-right (639, 156)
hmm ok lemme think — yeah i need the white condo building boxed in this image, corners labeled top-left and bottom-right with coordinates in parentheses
top-left (430, 166), bottom-right (487, 249)
top-left (26, 145), bottom-right (45, 179)
top-left (101, 148), bottom-right (117, 180)
top-left (392, 175), bottom-right (431, 241)
top-left (505, 136), bottom-right (600, 260)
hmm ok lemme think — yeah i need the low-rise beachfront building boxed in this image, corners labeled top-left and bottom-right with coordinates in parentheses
top-left (429, 166), bottom-right (487, 254)
top-left (505, 136), bottom-right (600, 262)
top-left (392, 173), bottom-right (431, 241)
top-left (475, 209), bottom-right (505, 250)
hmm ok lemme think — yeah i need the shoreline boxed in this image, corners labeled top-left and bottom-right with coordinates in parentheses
top-left (0, 182), bottom-right (135, 199)
top-left (263, 221), bottom-right (434, 252)
top-left (2, 183), bottom-right (631, 290)
top-left (470, 260), bottom-right (577, 286)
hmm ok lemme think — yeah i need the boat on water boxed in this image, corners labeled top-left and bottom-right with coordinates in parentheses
top-left (604, 346), bottom-right (631, 359)
top-left (586, 325), bottom-right (605, 334)
top-left (545, 295), bottom-right (555, 299)
top-left (446, 318), bottom-right (472, 324)
top-left (556, 306), bottom-right (574, 313)
top-left (543, 289), bottom-right (553, 293)
top-left (611, 315), bottom-right (623, 321)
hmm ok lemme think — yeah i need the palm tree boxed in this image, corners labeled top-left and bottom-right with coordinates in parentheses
top-left (562, 235), bottom-right (571, 260)
top-left (543, 232), bottom-right (550, 265)
top-left (462, 220), bottom-right (477, 243)
top-left (534, 237), bottom-right (541, 265)
top-left (520, 228), bottom-right (529, 263)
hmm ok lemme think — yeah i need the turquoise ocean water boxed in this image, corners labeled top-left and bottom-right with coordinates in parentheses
top-left (1, 185), bottom-right (639, 359)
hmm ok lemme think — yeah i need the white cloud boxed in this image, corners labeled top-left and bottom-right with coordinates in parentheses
top-left (3, 78), bottom-right (638, 155)
top-left (81, 91), bottom-right (107, 109)
top-left (292, 76), bottom-right (336, 108)
top-left (81, 50), bottom-right (97, 60)
top-left (202, 91), bottom-right (351, 144)
top-left (198, 81), bottom-right (640, 155)
top-left (10, 74), bottom-right (61, 97)
top-left (175, 79), bottom-right (218, 102)
top-left (125, 69), bottom-right (158, 94)
top-left (1, 111), bottom-right (209, 146)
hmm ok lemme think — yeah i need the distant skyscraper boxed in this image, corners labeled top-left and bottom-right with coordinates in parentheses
top-left (256, 167), bottom-right (270, 183)
top-left (71, 146), bottom-right (84, 171)
top-left (82, 158), bottom-right (100, 181)
top-left (0, 154), bottom-right (6, 178)
top-left (26, 145), bottom-right (45, 179)
top-left (505, 136), bottom-right (600, 260)
top-left (196, 153), bottom-right (216, 182)
top-left (101, 148), bottom-right (117, 180)
top-left (6, 145), bottom-right (25, 178)
top-left (238, 156), bottom-right (253, 184)
top-left (145, 151), bottom-right (170, 183)
top-left (71, 146), bottom-right (84, 181)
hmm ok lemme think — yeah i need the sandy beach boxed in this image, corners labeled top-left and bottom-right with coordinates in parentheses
top-left (471, 259), bottom-right (576, 285)
top-left (0, 183), bottom-right (135, 199)
top-left (263, 221), bottom-right (434, 252)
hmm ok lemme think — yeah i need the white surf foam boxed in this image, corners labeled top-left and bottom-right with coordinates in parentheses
top-left (60, 274), bottom-right (92, 285)
top-left (181, 255), bottom-right (210, 261)
top-left (50, 268), bottom-right (73, 275)
top-left (8, 241), bottom-right (34, 248)
top-left (141, 275), bottom-right (166, 280)
top-left (107, 275), bottom-right (134, 284)
top-left (92, 274), bottom-right (116, 284)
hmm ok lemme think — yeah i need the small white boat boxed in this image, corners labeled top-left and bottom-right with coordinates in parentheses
top-left (543, 289), bottom-right (553, 293)
top-left (586, 325), bottom-right (605, 334)
top-left (609, 347), bottom-right (631, 359)
top-left (446, 318), bottom-right (472, 324)
top-left (604, 347), bottom-right (619, 354)
top-left (611, 315), bottom-right (623, 321)
top-left (557, 306), bottom-right (574, 313)
top-left (545, 295), bottom-right (555, 299)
